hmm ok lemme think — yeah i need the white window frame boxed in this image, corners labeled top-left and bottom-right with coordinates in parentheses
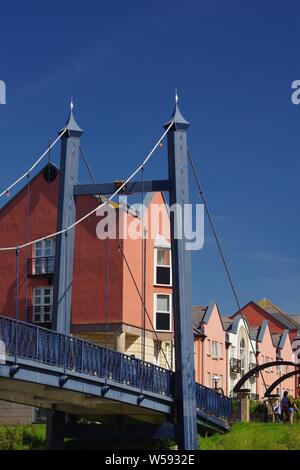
top-left (32, 287), bottom-right (53, 323)
top-left (33, 239), bottom-right (55, 275)
top-left (207, 372), bottom-right (211, 387)
top-left (154, 293), bottom-right (172, 332)
top-left (212, 340), bottom-right (219, 359)
top-left (154, 247), bottom-right (172, 287)
top-left (206, 339), bottom-right (211, 356)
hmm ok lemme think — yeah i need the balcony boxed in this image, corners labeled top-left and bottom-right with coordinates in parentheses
top-left (28, 305), bottom-right (53, 327)
top-left (230, 357), bottom-right (241, 374)
top-left (28, 257), bottom-right (55, 277)
top-left (249, 363), bottom-right (259, 378)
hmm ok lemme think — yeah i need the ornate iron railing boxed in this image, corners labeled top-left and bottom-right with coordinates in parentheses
top-left (28, 257), bottom-right (55, 277)
top-left (195, 383), bottom-right (232, 420)
top-left (0, 316), bottom-right (234, 421)
top-left (0, 316), bottom-right (173, 397)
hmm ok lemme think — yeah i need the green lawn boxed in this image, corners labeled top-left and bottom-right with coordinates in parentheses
top-left (0, 424), bottom-right (45, 450)
top-left (199, 422), bottom-right (300, 450)
top-left (2, 422), bottom-right (300, 450)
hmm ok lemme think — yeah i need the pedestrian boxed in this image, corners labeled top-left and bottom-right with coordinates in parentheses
top-left (287, 395), bottom-right (299, 424)
top-left (281, 391), bottom-right (290, 422)
top-left (273, 400), bottom-right (282, 422)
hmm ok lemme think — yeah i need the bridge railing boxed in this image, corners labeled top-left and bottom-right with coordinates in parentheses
top-left (195, 383), bottom-right (232, 421)
top-left (0, 316), bottom-right (173, 398)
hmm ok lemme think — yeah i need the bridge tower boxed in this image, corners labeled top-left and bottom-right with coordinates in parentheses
top-left (52, 109), bottom-right (83, 334)
top-left (164, 103), bottom-right (197, 450)
top-left (49, 101), bottom-right (197, 450)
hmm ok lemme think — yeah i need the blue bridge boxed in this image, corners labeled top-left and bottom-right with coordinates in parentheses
top-left (0, 101), bottom-right (240, 449)
top-left (0, 316), bottom-right (234, 445)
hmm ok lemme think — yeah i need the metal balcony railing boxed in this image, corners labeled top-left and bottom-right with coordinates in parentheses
top-left (249, 362), bottom-right (259, 377)
top-left (230, 357), bottom-right (241, 374)
top-left (28, 257), bottom-right (55, 277)
top-left (28, 306), bottom-right (53, 325)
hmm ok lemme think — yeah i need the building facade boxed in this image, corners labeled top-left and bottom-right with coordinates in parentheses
top-left (193, 304), bottom-right (227, 393)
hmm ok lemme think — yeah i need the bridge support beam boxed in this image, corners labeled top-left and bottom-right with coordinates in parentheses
top-left (236, 390), bottom-right (250, 422)
top-left (46, 410), bottom-right (66, 450)
top-left (164, 103), bottom-right (197, 450)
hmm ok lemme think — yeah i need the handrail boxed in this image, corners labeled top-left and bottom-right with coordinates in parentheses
top-left (0, 315), bottom-right (173, 397)
top-left (0, 315), bottom-right (234, 420)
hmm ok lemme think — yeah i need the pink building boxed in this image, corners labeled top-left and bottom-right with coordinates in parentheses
top-left (251, 320), bottom-right (295, 399)
top-left (193, 303), bottom-right (227, 394)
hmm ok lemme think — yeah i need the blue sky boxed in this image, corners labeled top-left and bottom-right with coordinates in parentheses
top-left (1, 0), bottom-right (300, 314)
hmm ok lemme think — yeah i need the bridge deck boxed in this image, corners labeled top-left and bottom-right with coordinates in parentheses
top-left (0, 316), bottom-right (233, 432)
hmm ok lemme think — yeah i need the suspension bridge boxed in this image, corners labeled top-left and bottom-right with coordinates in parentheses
top-left (1, 98), bottom-right (292, 450)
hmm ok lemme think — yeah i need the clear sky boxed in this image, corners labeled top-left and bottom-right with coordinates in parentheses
top-left (1, 0), bottom-right (300, 315)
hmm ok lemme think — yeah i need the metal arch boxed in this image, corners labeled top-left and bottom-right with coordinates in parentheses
top-left (264, 370), bottom-right (299, 397)
top-left (233, 361), bottom-right (299, 393)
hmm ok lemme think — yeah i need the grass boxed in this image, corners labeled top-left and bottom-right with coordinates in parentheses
top-left (0, 424), bottom-right (45, 450)
top-left (2, 422), bottom-right (300, 450)
top-left (199, 422), bottom-right (300, 450)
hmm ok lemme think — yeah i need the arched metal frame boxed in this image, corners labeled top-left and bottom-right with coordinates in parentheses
top-left (264, 370), bottom-right (299, 397)
top-left (233, 361), bottom-right (299, 392)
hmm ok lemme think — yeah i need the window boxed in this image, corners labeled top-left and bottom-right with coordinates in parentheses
top-left (34, 239), bottom-right (55, 274)
top-left (154, 340), bottom-right (161, 365)
top-left (207, 339), bottom-right (211, 356)
top-left (219, 342), bottom-right (223, 358)
top-left (154, 248), bottom-right (171, 285)
top-left (207, 372), bottom-right (211, 387)
top-left (33, 287), bottom-right (53, 323)
top-left (213, 374), bottom-right (219, 389)
top-left (240, 338), bottom-right (245, 375)
top-left (154, 294), bottom-right (172, 331)
top-left (212, 341), bottom-right (219, 358)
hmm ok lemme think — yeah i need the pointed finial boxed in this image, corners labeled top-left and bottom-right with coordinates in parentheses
top-left (58, 98), bottom-right (83, 136)
top-left (163, 93), bottom-right (189, 131)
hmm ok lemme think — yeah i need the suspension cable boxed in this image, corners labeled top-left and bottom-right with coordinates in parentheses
top-left (79, 149), bottom-right (172, 370)
top-left (24, 174), bottom-right (30, 322)
top-left (0, 123), bottom-right (173, 252)
top-left (187, 148), bottom-right (275, 407)
top-left (105, 234), bottom-right (109, 381)
top-left (141, 166), bottom-right (146, 362)
top-left (0, 129), bottom-right (66, 198)
top-left (15, 247), bottom-right (20, 364)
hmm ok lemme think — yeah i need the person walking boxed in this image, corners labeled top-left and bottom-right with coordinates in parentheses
top-left (281, 391), bottom-right (290, 422)
top-left (287, 395), bottom-right (299, 424)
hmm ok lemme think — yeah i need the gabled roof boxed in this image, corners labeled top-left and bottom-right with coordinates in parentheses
top-left (257, 320), bottom-right (271, 343)
top-left (277, 329), bottom-right (290, 350)
top-left (222, 317), bottom-right (233, 331)
top-left (222, 314), bottom-right (251, 335)
top-left (0, 162), bottom-right (59, 212)
top-left (257, 298), bottom-right (300, 330)
top-left (192, 302), bottom-right (225, 336)
top-left (192, 306), bottom-right (207, 334)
